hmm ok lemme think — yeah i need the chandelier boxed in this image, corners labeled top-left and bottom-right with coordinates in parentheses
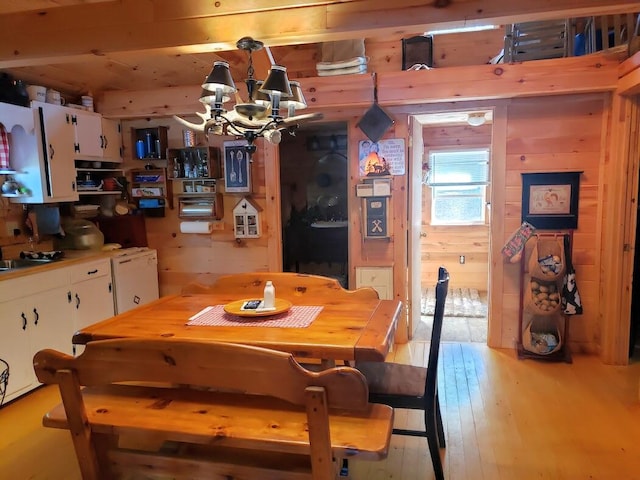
top-left (175, 37), bottom-right (322, 154)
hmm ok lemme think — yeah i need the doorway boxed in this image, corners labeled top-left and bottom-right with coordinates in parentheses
top-left (410, 110), bottom-right (493, 343)
top-left (278, 122), bottom-right (349, 286)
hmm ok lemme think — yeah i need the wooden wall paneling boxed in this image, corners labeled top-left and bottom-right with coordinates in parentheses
top-left (98, 85), bottom-right (201, 118)
top-left (392, 115), bottom-right (409, 344)
top-left (301, 74), bottom-right (374, 110)
top-left (99, 74), bottom-right (375, 119)
top-left (120, 117), bottom-right (271, 296)
top-left (600, 92), bottom-right (638, 363)
top-left (377, 52), bottom-right (621, 107)
top-left (422, 123), bottom-right (493, 147)
top-left (489, 103), bottom-right (509, 349)
top-left (364, 29), bottom-right (505, 73)
top-left (503, 94), bottom-right (606, 354)
top-left (263, 141), bottom-right (283, 272)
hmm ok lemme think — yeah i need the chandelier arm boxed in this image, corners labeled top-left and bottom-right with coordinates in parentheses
top-left (173, 114), bottom-right (207, 132)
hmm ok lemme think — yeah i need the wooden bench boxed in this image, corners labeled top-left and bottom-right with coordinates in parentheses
top-left (182, 271), bottom-right (380, 302)
top-left (34, 338), bottom-right (393, 480)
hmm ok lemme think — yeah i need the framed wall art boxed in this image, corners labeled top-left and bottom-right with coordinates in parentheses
top-left (223, 140), bottom-right (251, 193)
top-left (521, 171), bottom-right (582, 229)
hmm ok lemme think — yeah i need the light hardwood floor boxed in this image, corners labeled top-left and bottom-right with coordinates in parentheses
top-left (2, 342), bottom-right (640, 479)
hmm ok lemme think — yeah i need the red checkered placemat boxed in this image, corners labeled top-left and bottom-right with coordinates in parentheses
top-left (186, 305), bottom-right (323, 328)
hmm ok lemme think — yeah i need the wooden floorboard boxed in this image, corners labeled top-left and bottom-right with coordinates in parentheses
top-left (1, 342), bottom-right (640, 479)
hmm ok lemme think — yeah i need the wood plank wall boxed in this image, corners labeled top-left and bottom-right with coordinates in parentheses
top-left (119, 117), bottom-right (270, 296)
top-left (420, 123), bottom-right (492, 291)
top-left (500, 93), bottom-right (606, 354)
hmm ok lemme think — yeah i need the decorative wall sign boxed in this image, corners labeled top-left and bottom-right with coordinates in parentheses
top-left (224, 140), bottom-right (251, 193)
top-left (358, 138), bottom-right (405, 177)
top-left (364, 196), bottom-right (389, 238)
top-left (521, 171), bottom-right (582, 229)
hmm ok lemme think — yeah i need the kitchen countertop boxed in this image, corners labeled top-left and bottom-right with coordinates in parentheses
top-left (0, 249), bottom-right (130, 280)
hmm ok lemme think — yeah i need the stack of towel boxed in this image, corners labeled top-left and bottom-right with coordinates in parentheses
top-left (316, 56), bottom-right (368, 76)
top-left (317, 39), bottom-right (367, 76)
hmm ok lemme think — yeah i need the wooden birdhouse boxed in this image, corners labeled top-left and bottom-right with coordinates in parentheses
top-left (233, 197), bottom-right (261, 238)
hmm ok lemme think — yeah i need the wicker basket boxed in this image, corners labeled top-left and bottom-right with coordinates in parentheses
top-left (522, 317), bottom-right (562, 355)
top-left (528, 236), bottom-right (565, 281)
top-left (525, 277), bottom-right (562, 316)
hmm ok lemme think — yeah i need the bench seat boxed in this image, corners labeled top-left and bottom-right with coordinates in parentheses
top-left (35, 338), bottom-right (393, 479)
top-left (43, 383), bottom-right (393, 460)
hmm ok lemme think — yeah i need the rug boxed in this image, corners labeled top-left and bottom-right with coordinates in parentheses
top-left (421, 287), bottom-right (487, 318)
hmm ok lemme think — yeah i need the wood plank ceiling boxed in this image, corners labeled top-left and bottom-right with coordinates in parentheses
top-left (0, 0), bottom-right (638, 98)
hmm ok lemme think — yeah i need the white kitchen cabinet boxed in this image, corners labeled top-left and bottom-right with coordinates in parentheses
top-left (68, 258), bottom-right (114, 355)
top-left (0, 297), bottom-right (34, 403)
top-left (73, 111), bottom-right (122, 162)
top-left (4, 101), bottom-right (78, 203)
top-left (0, 268), bottom-right (75, 404)
top-left (101, 117), bottom-right (123, 162)
top-left (355, 266), bottom-right (394, 300)
top-left (73, 109), bottom-right (103, 157)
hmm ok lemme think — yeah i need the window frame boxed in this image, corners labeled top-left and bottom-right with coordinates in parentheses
top-left (426, 147), bottom-right (490, 226)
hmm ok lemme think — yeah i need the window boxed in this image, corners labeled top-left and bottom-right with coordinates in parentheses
top-left (427, 148), bottom-right (490, 225)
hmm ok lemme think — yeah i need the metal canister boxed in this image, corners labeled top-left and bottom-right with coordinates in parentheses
top-left (183, 129), bottom-right (195, 147)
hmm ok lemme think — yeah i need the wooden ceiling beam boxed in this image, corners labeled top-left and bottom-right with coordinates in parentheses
top-left (0, 0), bottom-right (116, 15)
top-left (1, 0), bottom-right (638, 68)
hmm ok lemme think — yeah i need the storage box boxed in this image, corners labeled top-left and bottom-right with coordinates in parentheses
top-left (132, 187), bottom-right (163, 197)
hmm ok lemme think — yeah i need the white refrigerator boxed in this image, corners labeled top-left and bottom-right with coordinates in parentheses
top-left (111, 248), bottom-right (159, 314)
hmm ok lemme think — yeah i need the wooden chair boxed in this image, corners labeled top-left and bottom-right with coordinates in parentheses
top-left (357, 266), bottom-right (450, 480)
top-left (34, 338), bottom-right (393, 480)
top-left (182, 271), bottom-right (380, 301)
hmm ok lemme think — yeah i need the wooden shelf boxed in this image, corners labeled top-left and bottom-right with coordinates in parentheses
top-left (167, 146), bottom-right (222, 180)
top-left (130, 167), bottom-right (173, 216)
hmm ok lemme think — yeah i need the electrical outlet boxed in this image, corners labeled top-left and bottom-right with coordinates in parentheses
top-left (6, 220), bottom-right (19, 237)
top-left (459, 255), bottom-right (465, 264)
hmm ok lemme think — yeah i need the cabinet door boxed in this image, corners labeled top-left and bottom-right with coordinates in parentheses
top-left (73, 274), bottom-right (114, 331)
top-left (101, 118), bottom-right (123, 162)
top-left (73, 110), bottom-right (103, 157)
top-left (37, 102), bottom-right (77, 199)
top-left (29, 286), bottom-right (75, 359)
top-left (0, 297), bottom-right (34, 403)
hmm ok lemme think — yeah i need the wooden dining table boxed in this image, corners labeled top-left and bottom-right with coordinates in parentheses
top-left (73, 291), bottom-right (403, 363)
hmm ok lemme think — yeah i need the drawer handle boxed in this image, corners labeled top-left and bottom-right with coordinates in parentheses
top-left (33, 308), bottom-right (39, 325)
top-left (87, 269), bottom-right (98, 275)
top-left (75, 293), bottom-right (81, 309)
top-left (21, 312), bottom-right (27, 330)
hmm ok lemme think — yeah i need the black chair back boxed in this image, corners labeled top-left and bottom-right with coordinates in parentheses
top-left (424, 266), bottom-right (450, 402)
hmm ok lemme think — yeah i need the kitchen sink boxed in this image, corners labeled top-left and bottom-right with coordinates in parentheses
top-left (0, 258), bottom-right (53, 271)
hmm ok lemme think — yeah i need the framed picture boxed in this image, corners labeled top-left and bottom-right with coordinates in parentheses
top-left (223, 140), bottom-right (251, 193)
top-left (358, 138), bottom-right (405, 177)
top-left (521, 171), bottom-right (582, 229)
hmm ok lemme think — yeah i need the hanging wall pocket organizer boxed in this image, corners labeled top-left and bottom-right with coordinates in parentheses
top-left (517, 232), bottom-right (574, 363)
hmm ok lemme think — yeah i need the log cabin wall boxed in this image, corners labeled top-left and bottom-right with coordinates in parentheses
top-left (420, 122), bottom-right (492, 292)
top-left (120, 117), bottom-right (271, 296)
top-left (500, 93), bottom-right (606, 354)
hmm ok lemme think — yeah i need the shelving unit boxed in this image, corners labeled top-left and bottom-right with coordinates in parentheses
top-left (167, 146), bottom-right (222, 180)
top-left (131, 126), bottom-right (169, 161)
top-left (76, 162), bottom-right (125, 196)
top-left (517, 232), bottom-right (573, 363)
top-left (130, 167), bottom-right (172, 217)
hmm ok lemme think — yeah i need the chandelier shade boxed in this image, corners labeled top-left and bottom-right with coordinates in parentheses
top-left (202, 61), bottom-right (237, 94)
top-left (281, 81), bottom-right (307, 116)
top-left (174, 37), bottom-right (322, 154)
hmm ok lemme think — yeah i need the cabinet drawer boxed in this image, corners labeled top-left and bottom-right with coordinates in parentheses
top-left (68, 259), bottom-right (111, 284)
top-left (0, 269), bottom-right (66, 303)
